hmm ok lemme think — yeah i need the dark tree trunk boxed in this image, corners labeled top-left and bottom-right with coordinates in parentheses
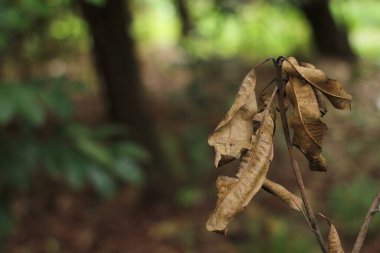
top-left (297, 0), bottom-right (357, 61)
top-left (79, 0), bottom-right (175, 199)
top-left (174, 0), bottom-right (192, 37)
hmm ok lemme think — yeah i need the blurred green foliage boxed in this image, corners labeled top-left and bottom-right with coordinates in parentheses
top-left (3, 0), bottom-right (379, 62)
top-left (0, 0), bottom-right (89, 65)
top-left (132, 0), bottom-right (311, 58)
top-left (237, 212), bottom-right (319, 253)
top-left (132, 0), bottom-right (380, 62)
top-left (329, 176), bottom-right (380, 235)
top-left (0, 79), bottom-right (148, 194)
top-left (0, 0), bottom-right (53, 50)
top-left (84, 0), bottom-right (107, 8)
top-left (0, 78), bottom-right (149, 244)
top-left (331, 0), bottom-right (380, 60)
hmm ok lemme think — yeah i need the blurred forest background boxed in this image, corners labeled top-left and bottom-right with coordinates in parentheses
top-left (1, 0), bottom-right (380, 252)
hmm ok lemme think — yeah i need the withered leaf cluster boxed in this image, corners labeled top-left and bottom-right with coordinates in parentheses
top-left (283, 57), bottom-right (351, 171)
top-left (207, 57), bottom-right (352, 252)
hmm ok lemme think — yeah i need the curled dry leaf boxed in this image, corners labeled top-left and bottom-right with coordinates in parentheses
top-left (262, 178), bottom-right (303, 212)
top-left (206, 111), bottom-right (275, 233)
top-left (208, 68), bottom-right (258, 167)
top-left (260, 91), bottom-right (277, 121)
top-left (286, 77), bottom-right (328, 171)
top-left (299, 61), bottom-right (316, 69)
top-left (299, 61), bottom-right (328, 116)
top-left (282, 57), bottom-right (352, 110)
top-left (312, 87), bottom-right (328, 116)
top-left (319, 214), bottom-right (345, 253)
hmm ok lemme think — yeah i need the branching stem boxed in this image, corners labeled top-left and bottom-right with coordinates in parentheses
top-left (352, 192), bottom-right (380, 253)
top-left (273, 57), bottom-right (328, 253)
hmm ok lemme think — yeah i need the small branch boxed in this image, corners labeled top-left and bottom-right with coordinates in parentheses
top-left (273, 57), bottom-right (328, 253)
top-left (352, 192), bottom-right (380, 253)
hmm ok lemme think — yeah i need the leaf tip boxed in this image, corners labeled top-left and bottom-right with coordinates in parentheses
top-left (206, 215), bottom-right (228, 235)
top-left (214, 152), bottom-right (235, 168)
top-left (309, 158), bottom-right (327, 172)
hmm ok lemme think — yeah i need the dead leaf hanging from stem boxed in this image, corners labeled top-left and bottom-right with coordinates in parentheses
top-left (206, 87), bottom-right (277, 233)
top-left (206, 56), bottom-right (359, 253)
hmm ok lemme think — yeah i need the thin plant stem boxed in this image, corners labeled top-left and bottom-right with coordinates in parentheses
top-left (352, 192), bottom-right (380, 253)
top-left (273, 57), bottom-right (328, 253)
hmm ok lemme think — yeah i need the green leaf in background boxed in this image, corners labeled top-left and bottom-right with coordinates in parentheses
top-left (329, 176), bottom-right (380, 234)
top-left (0, 136), bottom-right (40, 189)
top-left (0, 7), bottom-right (28, 31)
top-left (66, 124), bottom-right (113, 167)
top-left (176, 187), bottom-right (201, 208)
top-left (75, 136), bottom-right (113, 167)
top-left (12, 85), bottom-right (45, 126)
top-left (42, 139), bottom-right (68, 174)
top-left (114, 158), bottom-right (144, 184)
top-left (88, 165), bottom-right (116, 198)
top-left (0, 86), bottom-right (16, 124)
top-left (19, 0), bottom-right (51, 17)
top-left (92, 124), bottom-right (126, 139)
top-left (39, 85), bottom-right (72, 120)
top-left (62, 150), bottom-right (87, 189)
top-left (0, 78), bottom-right (78, 126)
top-left (84, 0), bottom-right (107, 7)
top-left (112, 142), bottom-right (151, 163)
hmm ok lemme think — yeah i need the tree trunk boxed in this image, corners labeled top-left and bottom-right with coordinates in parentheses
top-left (79, 0), bottom-right (174, 199)
top-left (174, 0), bottom-right (192, 37)
top-left (297, 0), bottom-right (357, 61)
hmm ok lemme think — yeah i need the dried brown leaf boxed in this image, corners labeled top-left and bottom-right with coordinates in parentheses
top-left (299, 61), bottom-right (316, 69)
top-left (206, 111), bottom-right (275, 233)
top-left (313, 87), bottom-right (328, 116)
top-left (286, 77), bottom-right (328, 171)
top-left (299, 62), bottom-right (328, 116)
top-left (260, 91), bottom-right (277, 120)
top-left (208, 68), bottom-right (258, 167)
top-left (262, 178), bottom-right (303, 212)
top-left (319, 214), bottom-right (345, 253)
top-left (282, 57), bottom-right (352, 110)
